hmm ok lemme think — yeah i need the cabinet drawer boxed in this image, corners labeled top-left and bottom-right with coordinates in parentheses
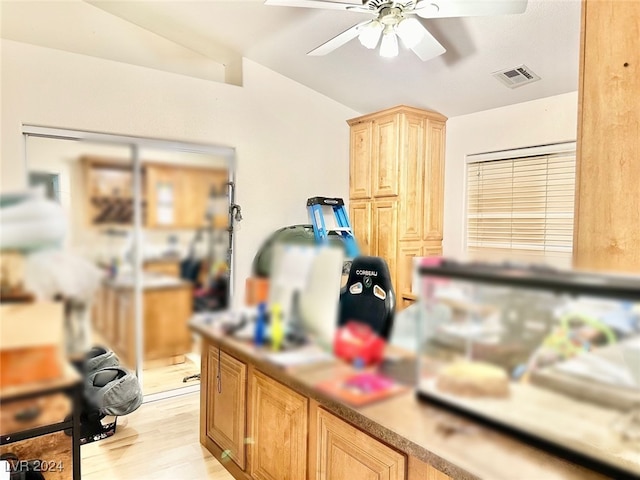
top-left (0, 393), bottom-right (71, 437)
top-left (0, 430), bottom-right (72, 480)
top-left (314, 407), bottom-right (406, 480)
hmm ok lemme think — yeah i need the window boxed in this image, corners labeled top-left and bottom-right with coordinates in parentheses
top-left (466, 142), bottom-right (576, 268)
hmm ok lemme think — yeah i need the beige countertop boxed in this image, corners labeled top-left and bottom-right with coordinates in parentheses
top-left (190, 319), bottom-right (616, 480)
top-left (103, 273), bottom-right (191, 291)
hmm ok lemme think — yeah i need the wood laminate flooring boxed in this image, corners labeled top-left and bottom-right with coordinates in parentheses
top-left (82, 393), bottom-right (233, 480)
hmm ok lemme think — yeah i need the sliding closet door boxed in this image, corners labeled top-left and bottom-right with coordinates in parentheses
top-left (24, 135), bottom-right (140, 374)
top-left (137, 147), bottom-right (231, 395)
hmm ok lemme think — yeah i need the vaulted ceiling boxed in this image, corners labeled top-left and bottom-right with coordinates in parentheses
top-left (1, 0), bottom-right (581, 117)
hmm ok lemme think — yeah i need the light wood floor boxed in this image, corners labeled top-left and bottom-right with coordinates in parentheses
top-left (82, 393), bottom-right (233, 480)
top-left (143, 351), bottom-right (201, 395)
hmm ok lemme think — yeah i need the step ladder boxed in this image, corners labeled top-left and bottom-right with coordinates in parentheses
top-left (306, 197), bottom-right (360, 258)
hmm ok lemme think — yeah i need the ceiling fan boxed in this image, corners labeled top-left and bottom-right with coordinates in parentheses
top-left (265, 0), bottom-right (528, 61)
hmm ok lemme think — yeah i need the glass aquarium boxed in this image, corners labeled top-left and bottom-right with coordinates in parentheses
top-left (415, 261), bottom-right (640, 477)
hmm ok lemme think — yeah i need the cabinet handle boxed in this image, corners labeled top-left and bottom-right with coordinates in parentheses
top-left (216, 347), bottom-right (222, 394)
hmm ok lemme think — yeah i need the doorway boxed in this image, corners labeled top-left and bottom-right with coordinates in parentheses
top-left (23, 126), bottom-right (236, 400)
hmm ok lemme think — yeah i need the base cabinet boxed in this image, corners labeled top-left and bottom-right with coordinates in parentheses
top-left (200, 340), bottom-right (452, 480)
top-left (311, 405), bottom-right (406, 480)
top-left (249, 370), bottom-right (308, 480)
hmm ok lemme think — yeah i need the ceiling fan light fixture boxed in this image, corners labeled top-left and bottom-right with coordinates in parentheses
top-left (379, 27), bottom-right (398, 58)
top-left (396, 17), bottom-right (425, 48)
top-left (358, 20), bottom-right (382, 49)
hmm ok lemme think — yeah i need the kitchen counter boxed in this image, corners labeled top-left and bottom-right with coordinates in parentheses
top-left (93, 276), bottom-right (193, 367)
top-left (104, 272), bottom-right (190, 290)
top-left (191, 319), bottom-right (614, 480)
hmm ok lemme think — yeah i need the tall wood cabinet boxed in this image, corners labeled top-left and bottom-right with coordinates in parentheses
top-left (573, 0), bottom-right (640, 272)
top-left (348, 106), bottom-right (446, 306)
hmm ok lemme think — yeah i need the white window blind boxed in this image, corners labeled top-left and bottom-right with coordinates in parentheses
top-left (466, 143), bottom-right (576, 268)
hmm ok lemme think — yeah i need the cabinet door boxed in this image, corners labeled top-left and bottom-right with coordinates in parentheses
top-left (350, 122), bottom-right (373, 200)
top-left (399, 114), bottom-right (425, 241)
top-left (249, 370), bottom-right (308, 480)
top-left (146, 165), bottom-right (179, 228)
top-left (349, 200), bottom-right (372, 256)
top-left (178, 168), bottom-right (229, 230)
top-left (397, 242), bottom-right (422, 305)
top-left (422, 241), bottom-right (442, 258)
top-left (313, 407), bottom-right (406, 480)
top-left (372, 201), bottom-right (398, 292)
top-left (143, 286), bottom-right (192, 361)
top-left (206, 346), bottom-right (247, 469)
top-left (423, 120), bottom-right (445, 240)
top-left (372, 114), bottom-right (400, 198)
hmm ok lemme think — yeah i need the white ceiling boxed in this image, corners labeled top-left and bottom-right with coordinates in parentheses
top-left (0, 0), bottom-right (581, 117)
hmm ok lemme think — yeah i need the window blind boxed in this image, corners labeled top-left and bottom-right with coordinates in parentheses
top-left (466, 145), bottom-right (576, 267)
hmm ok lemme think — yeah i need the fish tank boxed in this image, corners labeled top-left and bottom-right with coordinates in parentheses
top-left (415, 260), bottom-right (640, 477)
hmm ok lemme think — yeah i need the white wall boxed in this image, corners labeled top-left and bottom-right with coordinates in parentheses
top-left (0, 39), bottom-right (359, 305)
top-left (442, 91), bottom-right (579, 259)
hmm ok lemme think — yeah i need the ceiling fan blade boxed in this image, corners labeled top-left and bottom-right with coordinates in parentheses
top-left (415, 0), bottom-right (528, 19)
top-left (409, 27), bottom-right (446, 61)
top-left (307, 21), bottom-right (369, 56)
top-left (265, 0), bottom-right (366, 11)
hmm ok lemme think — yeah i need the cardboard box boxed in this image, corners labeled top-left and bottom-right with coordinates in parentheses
top-left (245, 277), bottom-right (269, 306)
top-left (0, 251), bottom-right (25, 294)
top-left (0, 302), bottom-right (64, 388)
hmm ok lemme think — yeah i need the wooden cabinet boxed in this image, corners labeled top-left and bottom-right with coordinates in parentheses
top-left (83, 157), bottom-right (228, 230)
top-left (348, 106), bottom-right (446, 306)
top-left (206, 345), bottom-right (247, 469)
top-left (146, 164), bottom-right (228, 230)
top-left (349, 201), bottom-right (372, 256)
top-left (372, 113), bottom-right (401, 198)
top-left (249, 370), bottom-right (308, 480)
top-left (350, 122), bottom-right (373, 200)
top-left (82, 157), bottom-right (135, 227)
top-left (372, 200), bottom-right (398, 285)
top-left (423, 121), bottom-right (446, 241)
top-left (399, 114), bottom-right (426, 242)
top-left (197, 340), bottom-right (465, 480)
top-left (310, 406), bottom-right (406, 480)
top-left (397, 242), bottom-right (422, 307)
top-left (573, 0), bottom-right (640, 272)
top-left (91, 282), bottom-right (193, 368)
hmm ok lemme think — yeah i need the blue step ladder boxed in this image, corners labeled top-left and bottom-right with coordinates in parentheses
top-left (306, 197), bottom-right (360, 258)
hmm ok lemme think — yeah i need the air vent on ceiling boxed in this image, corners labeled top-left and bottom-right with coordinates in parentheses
top-left (492, 64), bottom-right (541, 89)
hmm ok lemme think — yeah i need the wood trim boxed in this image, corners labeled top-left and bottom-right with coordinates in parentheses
top-left (572, 0), bottom-right (588, 267)
top-left (348, 105), bottom-right (448, 125)
top-left (199, 339), bottom-right (209, 447)
top-left (408, 456), bottom-right (452, 480)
